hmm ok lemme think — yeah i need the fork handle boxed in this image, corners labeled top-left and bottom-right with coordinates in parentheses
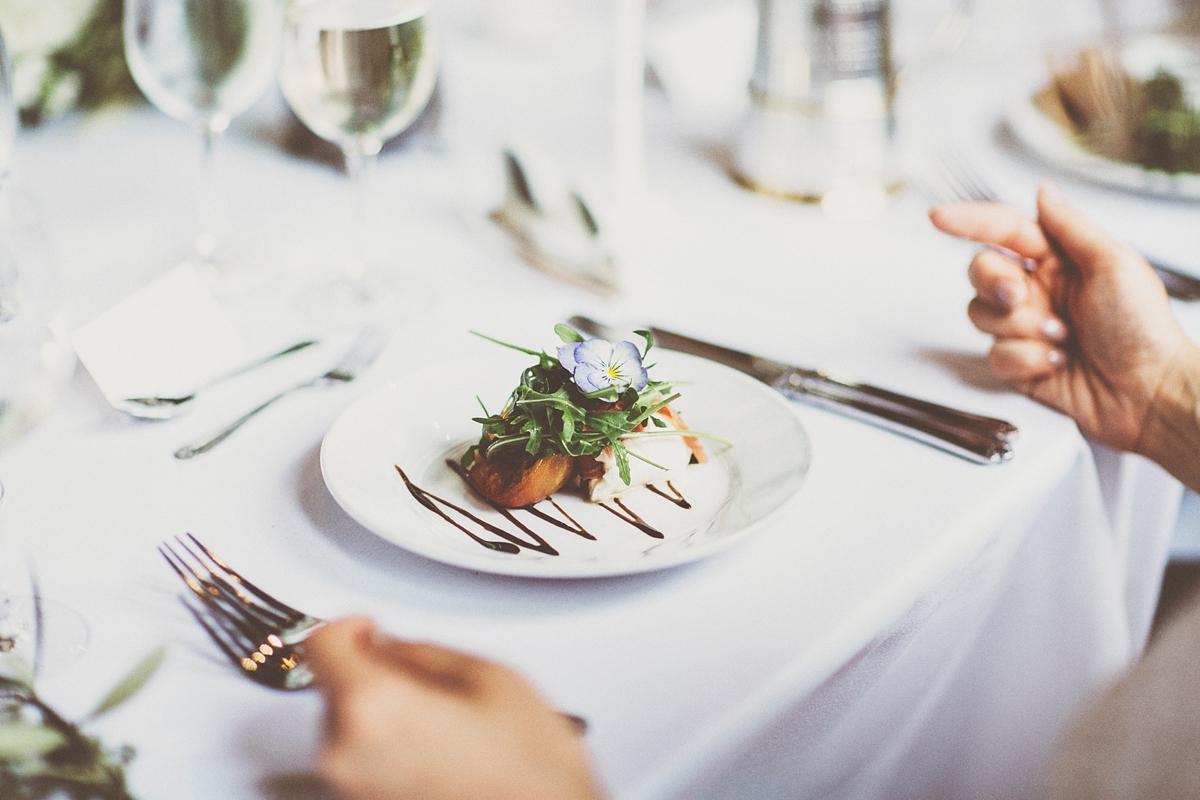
top-left (174, 379), bottom-right (316, 459)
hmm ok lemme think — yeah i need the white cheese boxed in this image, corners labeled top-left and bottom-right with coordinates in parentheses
top-left (586, 412), bottom-right (697, 502)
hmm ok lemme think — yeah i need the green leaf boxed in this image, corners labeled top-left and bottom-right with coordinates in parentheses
top-left (614, 444), bottom-right (631, 485)
top-left (469, 331), bottom-right (541, 357)
top-left (554, 323), bottom-right (584, 344)
top-left (634, 329), bottom-right (654, 357)
top-left (10, 760), bottom-right (116, 785)
top-left (0, 723), bottom-right (67, 760)
top-left (90, 646), bottom-right (165, 719)
top-left (0, 655), bottom-right (35, 688)
top-left (0, 672), bottom-right (30, 695)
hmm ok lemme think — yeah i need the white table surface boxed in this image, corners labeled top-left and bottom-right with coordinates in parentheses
top-left (0, 4), bottom-right (1196, 799)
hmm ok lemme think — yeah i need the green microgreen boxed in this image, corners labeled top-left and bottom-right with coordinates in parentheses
top-left (468, 327), bottom-right (706, 485)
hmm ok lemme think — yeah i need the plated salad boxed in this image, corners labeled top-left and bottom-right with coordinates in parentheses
top-left (462, 324), bottom-right (714, 508)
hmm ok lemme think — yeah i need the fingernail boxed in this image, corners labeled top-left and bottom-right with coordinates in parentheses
top-left (1042, 318), bottom-right (1067, 341)
top-left (1040, 180), bottom-right (1063, 204)
top-left (996, 281), bottom-right (1025, 309)
top-left (1047, 348), bottom-right (1065, 365)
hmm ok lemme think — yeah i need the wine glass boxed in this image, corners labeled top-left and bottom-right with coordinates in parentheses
top-left (0, 22), bottom-right (74, 501)
top-left (278, 0), bottom-right (439, 307)
top-left (0, 25), bottom-right (88, 676)
top-left (123, 0), bottom-right (283, 268)
top-left (0, 20), bottom-right (16, 329)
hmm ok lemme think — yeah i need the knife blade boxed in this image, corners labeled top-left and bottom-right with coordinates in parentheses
top-left (568, 316), bottom-right (1016, 464)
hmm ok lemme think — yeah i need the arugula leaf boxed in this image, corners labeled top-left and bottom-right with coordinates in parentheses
top-left (469, 327), bottom-right (713, 484)
top-left (554, 323), bottom-right (584, 343)
top-left (634, 329), bottom-right (654, 357)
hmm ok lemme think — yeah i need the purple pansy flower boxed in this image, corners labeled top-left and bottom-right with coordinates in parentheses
top-left (557, 338), bottom-right (648, 394)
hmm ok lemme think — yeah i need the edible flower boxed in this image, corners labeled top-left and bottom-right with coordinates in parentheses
top-left (557, 338), bottom-right (648, 394)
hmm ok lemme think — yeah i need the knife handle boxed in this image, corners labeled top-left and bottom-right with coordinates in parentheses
top-left (1149, 260), bottom-right (1200, 302)
top-left (776, 373), bottom-right (1015, 464)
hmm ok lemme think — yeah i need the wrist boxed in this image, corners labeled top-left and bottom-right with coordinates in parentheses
top-left (1135, 342), bottom-right (1200, 493)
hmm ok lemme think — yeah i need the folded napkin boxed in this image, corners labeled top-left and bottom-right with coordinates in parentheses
top-left (72, 263), bottom-right (249, 408)
top-left (491, 144), bottom-right (618, 294)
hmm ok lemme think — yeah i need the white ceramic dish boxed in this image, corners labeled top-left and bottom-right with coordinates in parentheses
top-left (1007, 98), bottom-right (1200, 200)
top-left (320, 350), bottom-right (811, 578)
top-left (1007, 34), bottom-right (1200, 200)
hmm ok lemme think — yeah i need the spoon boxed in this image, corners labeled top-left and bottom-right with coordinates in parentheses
top-left (120, 339), bottom-right (318, 420)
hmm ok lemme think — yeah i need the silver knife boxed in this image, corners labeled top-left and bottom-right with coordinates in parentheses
top-left (569, 316), bottom-right (1016, 464)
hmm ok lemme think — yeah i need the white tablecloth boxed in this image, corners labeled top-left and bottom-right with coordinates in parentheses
top-left (0, 5), bottom-right (1194, 799)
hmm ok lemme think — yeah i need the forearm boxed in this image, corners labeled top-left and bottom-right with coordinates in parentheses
top-left (1136, 342), bottom-right (1200, 494)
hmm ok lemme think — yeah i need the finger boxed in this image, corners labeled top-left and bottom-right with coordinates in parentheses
top-left (967, 298), bottom-right (1068, 342)
top-left (988, 338), bottom-right (1067, 381)
top-left (968, 249), bottom-right (1032, 311)
top-left (929, 201), bottom-right (1052, 260)
top-left (369, 637), bottom-right (494, 696)
top-left (1036, 181), bottom-right (1132, 278)
top-left (306, 616), bottom-right (382, 695)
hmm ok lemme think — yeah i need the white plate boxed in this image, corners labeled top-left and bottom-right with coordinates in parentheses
top-left (1007, 35), bottom-right (1200, 200)
top-left (1007, 98), bottom-right (1200, 200)
top-left (320, 351), bottom-right (811, 578)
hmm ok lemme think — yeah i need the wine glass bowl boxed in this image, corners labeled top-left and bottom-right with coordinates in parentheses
top-left (279, 0), bottom-right (438, 167)
top-left (123, 0), bottom-right (283, 263)
top-left (0, 597), bottom-right (90, 679)
top-left (124, 0), bottom-right (282, 133)
top-left (278, 0), bottom-right (438, 314)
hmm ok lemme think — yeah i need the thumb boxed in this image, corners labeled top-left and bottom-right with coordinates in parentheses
top-left (305, 616), bottom-right (382, 694)
top-left (1036, 181), bottom-right (1123, 278)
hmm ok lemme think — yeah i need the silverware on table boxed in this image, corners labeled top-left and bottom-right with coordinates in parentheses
top-left (932, 153), bottom-right (1200, 302)
top-left (491, 147), bottom-right (618, 295)
top-left (161, 534), bottom-right (324, 690)
top-left (120, 339), bottom-right (319, 420)
top-left (174, 327), bottom-right (387, 459)
top-left (569, 316), bottom-right (1017, 464)
top-left (159, 535), bottom-right (590, 731)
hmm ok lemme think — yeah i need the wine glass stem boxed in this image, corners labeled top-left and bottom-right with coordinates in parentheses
top-left (343, 145), bottom-right (378, 283)
top-left (195, 119), bottom-right (229, 265)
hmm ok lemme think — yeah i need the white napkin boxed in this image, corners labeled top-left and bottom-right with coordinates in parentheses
top-left (72, 264), bottom-right (249, 407)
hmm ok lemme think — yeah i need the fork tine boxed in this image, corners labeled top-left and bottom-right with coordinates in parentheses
top-left (183, 534), bottom-right (308, 621)
top-left (185, 600), bottom-right (295, 683)
top-left (170, 537), bottom-right (289, 621)
top-left (937, 152), bottom-right (999, 203)
top-left (160, 544), bottom-right (212, 602)
top-left (185, 601), bottom-right (249, 666)
top-left (162, 541), bottom-right (293, 632)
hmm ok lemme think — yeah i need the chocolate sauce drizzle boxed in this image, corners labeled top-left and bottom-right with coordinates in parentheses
top-left (395, 466), bottom-right (525, 554)
top-left (395, 461), bottom-right (694, 555)
top-left (646, 481), bottom-right (691, 509)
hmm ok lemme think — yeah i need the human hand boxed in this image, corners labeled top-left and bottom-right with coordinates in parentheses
top-left (929, 181), bottom-right (1196, 454)
top-left (305, 617), bottom-right (606, 800)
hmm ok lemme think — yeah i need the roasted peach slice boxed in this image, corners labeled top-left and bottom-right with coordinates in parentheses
top-left (466, 452), bottom-right (574, 508)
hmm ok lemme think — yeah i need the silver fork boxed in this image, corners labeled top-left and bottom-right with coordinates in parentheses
top-left (160, 535), bottom-right (590, 730)
top-left (174, 326), bottom-right (388, 459)
top-left (161, 534), bottom-right (323, 690)
top-left (932, 153), bottom-right (1200, 301)
top-left (121, 339), bottom-right (319, 420)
